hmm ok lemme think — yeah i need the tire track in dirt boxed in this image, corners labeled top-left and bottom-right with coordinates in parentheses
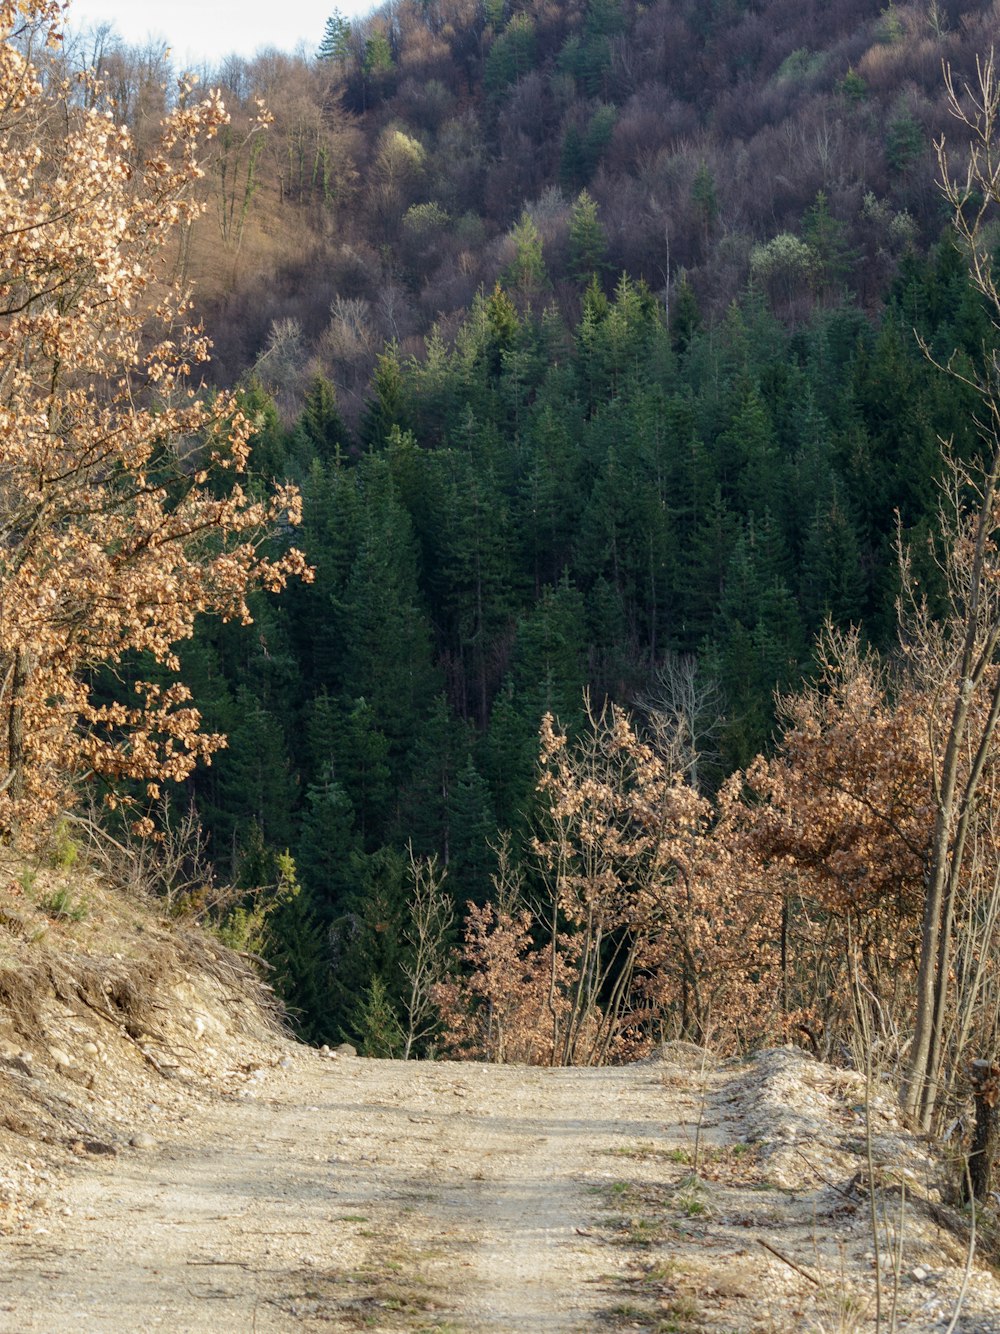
top-left (0, 1053), bottom-right (690, 1332)
top-left (405, 1065), bottom-right (676, 1331)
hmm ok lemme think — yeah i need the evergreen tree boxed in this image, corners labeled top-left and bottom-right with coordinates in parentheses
top-left (447, 755), bottom-right (498, 906)
top-left (799, 494), bottom-right (868, 629)
top-left (482, 677), bottom-right (538, 834)
top-left (317, 10), bottom-right (351, 63)
top-left (437, 453), bottom-right (517, 724)
top-left (504, 211), bottom-right (550, 308)
top-left (559, 123), bottom-right (587, 193)
top-left (213, 688), bottom-right (297, 859)
top-left (400, 693), bottom-right (465, 860)
top-left (669, 274), bottom-right (701, 355)
top-left (512, 576), bottom-right (589, 727)
top-left (329, 845), bottom-right (409, 1039)
top-left (803, 191), bottom-right (856, 302)
top-left (568, 189), bottom-right (608, 283)
top-left (324, 696), bottom-right (393, 849)
top-left (339, 460), bottom-right (440, 758)
top-left (240, 378), bottom-right (291, 484)
top-left (297, 770), bottom-right (364, 911)
top-left (299, 375), bottom-right (348, 460)
top-left (362, 344), bottom-right (407, 449)
top-left (266, 853), bottom-right (333, 1044)
top-left (353, 975), bottom-right (404, 1056)
top-left (484, 14), bottom-right (537, 101)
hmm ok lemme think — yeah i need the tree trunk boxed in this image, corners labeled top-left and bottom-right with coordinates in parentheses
top-left (2, 647), bottom-right (29, 835)
top-left (965, 1059), bottom-right (1000, 1203)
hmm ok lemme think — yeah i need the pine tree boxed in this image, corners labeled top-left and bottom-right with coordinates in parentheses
top-left (559, 123), bottom-right (587, 193)
top-left (484, 14), bottom-right (537, 101)
top-left (266, 853), bottom-right (333, 1044)
top-left (669, 274), bottom-right (701, 355)
top-left (482, 678), bottom-right (539, 834)
top-left (330, 845), bottom-right (409, 1039)
top-left (568, 190), bottom-right (608, 284)
top-left (362, 344), bottom-right (407, 449)
top-left (447, 755), bottom-right (498, 906)
top-left (300, 375), bottom-right (348, 460)
top-left (339, 462), bottom-right (440, 758)
top-left (317, 10), bottom-right (351, 63)
top-left (512, 576), bottom-right (589, 728)
top-left (213, 688), bottom-right (297, 857)
top-left (353, 975), bottom-right (404, 1057)
top-left (296, 770), bottom-right (363, 912)
top-left (803, 191), bottom-right (856, 302)
top-left (401, 693), bottom-right (464, 861)
top-left (504, 212), bottom-right (549, 308)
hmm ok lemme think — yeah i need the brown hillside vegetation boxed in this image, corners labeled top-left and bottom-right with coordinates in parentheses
top-left (58, 0), bottom-right (1000, 417)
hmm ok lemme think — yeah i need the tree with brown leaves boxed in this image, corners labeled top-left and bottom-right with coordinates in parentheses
top-left (0, 1), bottom-right (309, 838)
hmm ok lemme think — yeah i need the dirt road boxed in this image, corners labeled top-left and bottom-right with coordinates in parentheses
top-left (2, 1044), bottom-right (999, 1332)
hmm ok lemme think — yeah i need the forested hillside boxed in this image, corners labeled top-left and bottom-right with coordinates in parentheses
top-left (30, 0), bottom-right (1000, 1135)
top-left (64, 0), bottom-right (991, 401)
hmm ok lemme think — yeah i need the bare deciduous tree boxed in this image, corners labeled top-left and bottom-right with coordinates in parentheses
top-left (401, 845), bottom-right (453, 1059)
top-left (901, 52), bottom-right (1000, 1130)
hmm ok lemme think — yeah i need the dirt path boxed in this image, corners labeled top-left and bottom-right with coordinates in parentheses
top-left (3, 1044), bottom-right (1000, 1332)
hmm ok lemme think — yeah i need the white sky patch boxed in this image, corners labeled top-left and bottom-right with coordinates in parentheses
top-left (63, 0), bottom-right (377, 69)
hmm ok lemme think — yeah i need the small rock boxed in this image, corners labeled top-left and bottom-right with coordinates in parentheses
top-left (81, 1042), bottom-right (99, 1057)
top-left (82, 1140), bottom-right (116, 1156)
top-left (129, 1132), bottom-right (157, 1151)
top-left (334, 1042), bottom-right (357, 1058)
top-left (2, 1053), bottom-right (34, 1078)
top-left (48, 1046), bottom-right (72, 1068)
top-left (911, 1266), bottom-right (928, 1282)
top-left (63, 1067), bottom-right (95, 1090)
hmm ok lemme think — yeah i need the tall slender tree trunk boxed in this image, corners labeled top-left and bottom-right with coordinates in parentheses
top-left (5, 647), bottom-right (28, 815)
top-left (903, 464), bottom-right (1000, 1129)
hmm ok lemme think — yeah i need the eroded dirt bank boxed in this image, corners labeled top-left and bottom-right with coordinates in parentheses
top-left (3, 1041), bottom-right (1000, 1332)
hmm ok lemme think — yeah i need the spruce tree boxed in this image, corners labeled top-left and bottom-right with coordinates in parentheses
top-left (318, 10), bottom-right (351, 63)
top-left (568, 190), bottom-right (608, 283)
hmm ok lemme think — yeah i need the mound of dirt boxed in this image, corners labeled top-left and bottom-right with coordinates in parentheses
top-left (0, 854), bottom-right (286, 1235)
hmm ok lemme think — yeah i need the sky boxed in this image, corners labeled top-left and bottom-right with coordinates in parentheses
top-left (63, 0), bottom-right (377, 68)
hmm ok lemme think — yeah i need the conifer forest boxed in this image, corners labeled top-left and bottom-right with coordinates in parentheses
top-left (10, 0), bottom-right (1000, 1143)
